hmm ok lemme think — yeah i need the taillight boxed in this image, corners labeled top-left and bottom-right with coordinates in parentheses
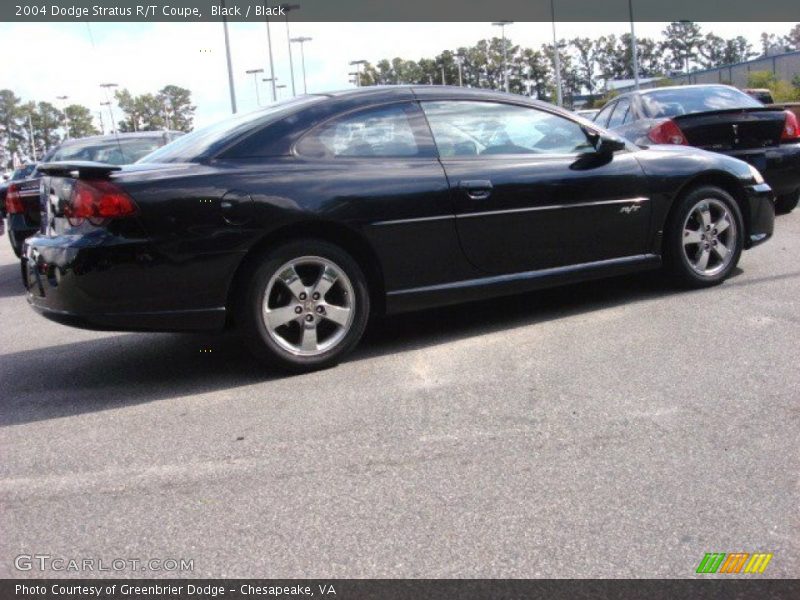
top-left (4, 183), bottom-right (25, 214)
top-left (647, 119), bottom-right (688, 145)
top-left (781, 110), bottom-right (800, 142)
top-left (65, 179), bottom-right (138, 226)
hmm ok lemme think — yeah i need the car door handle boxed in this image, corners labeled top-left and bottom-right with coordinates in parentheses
top-left (459, 180), bottom-right (493, 200)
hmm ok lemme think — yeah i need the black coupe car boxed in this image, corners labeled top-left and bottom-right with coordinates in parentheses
top-left (593, 84), bottom-right (800, 214)
top-left (24, 86), bottom-right (774, 372)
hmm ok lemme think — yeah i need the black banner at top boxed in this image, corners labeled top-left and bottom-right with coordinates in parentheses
top-left (3, 0), bottom-right (800, 22)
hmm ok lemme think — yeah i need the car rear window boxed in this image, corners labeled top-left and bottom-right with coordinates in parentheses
top-left (139, 96), bottom-right (324, 163)
top-left (48, 138), bottom-right (166, 165)
top-left (641, 86), bottom-right (762, 118)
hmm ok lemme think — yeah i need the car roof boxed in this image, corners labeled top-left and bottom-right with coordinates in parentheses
top-left (308, 84), bottom-right (577, 119)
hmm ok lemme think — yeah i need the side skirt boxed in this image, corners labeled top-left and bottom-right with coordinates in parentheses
top-left (385, 254), bottom-right (662, 314)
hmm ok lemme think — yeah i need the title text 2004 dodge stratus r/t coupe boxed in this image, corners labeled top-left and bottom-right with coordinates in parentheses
top-left (24, 86), bottom-right (774, 372)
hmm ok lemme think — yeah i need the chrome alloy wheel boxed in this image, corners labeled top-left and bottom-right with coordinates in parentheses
top-left (681, 198), bottom-right (737, 277)
top-left (262, 256), bottom-right (355, 357)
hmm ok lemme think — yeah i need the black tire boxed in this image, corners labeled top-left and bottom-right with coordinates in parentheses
top-left (774, 190), bottom-right (799, 215)
top-left (8, 232), bottom-right (22, 258)
top-left (236, 239), bottom-right (370, 373)
top-left (664, 186), bottom-right (744, 288)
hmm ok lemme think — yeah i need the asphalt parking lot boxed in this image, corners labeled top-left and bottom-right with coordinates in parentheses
top-left (0, 212), bottom-right (798, 579)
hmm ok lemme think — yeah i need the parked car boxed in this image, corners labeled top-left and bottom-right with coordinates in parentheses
top-left (4, 131), bottom-right (183, 256)
top-left (25, 86), bottom-right (774, 372)
top-left (593, 84), bottom-right (800, 214)
top-left (0, 163), bottom-right (37, 212)
top-left (575, 108), bottom-right (600, 119)
top-left (2, 164), bottom-right (40, 254)
top-left (743, 88), bottom-right (774, 104)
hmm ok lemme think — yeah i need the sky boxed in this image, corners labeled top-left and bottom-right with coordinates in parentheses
top-left (0, 21), bottom-right (795, 130)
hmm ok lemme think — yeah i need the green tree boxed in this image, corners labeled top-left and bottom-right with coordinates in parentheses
top-left (723, 36), bottom-right (756, 64)
top-left (64, 104), bottom-right (100, 138)
top-left (157, 85), bottom-right (195, 132)
top-left (570, 37), bottom-right (599, 100)
top-left (787, 24), bottom-right (800, 50)
top-left (519, 48), bottom-right (552, 99)
top-left (661, 21), bottom-right (704, 73)
top-left (115, 85), bottom-right (195, 132)
top-left (0, 89), bottom-right (25, 166)
top-left (699, 33), bottom-right (727, 68)
top-left (32, 101), bottom-right (62, 152)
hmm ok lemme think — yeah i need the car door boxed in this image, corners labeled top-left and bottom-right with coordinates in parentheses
top-left (420, 99), bottom-right (652, 274)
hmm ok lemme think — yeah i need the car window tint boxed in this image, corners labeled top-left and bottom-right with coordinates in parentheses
top-left (607, 98), bottom-right (630, 128)
top-left (641, 86), bottom-right (762, 118)
top-left (422, 101), bottom-right (593, 157)
top-left (594, 102), bottom-right (616, 127)
top-left (140, 95), bottom-right (323, 163)
top-left (49, 139), bottom-right (165, 165)
top-left (296, 103), bottom-right (421, 158)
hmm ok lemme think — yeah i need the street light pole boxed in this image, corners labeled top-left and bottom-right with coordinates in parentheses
top-left (290, 36), bottom-right (312, 94)
top-left (492, 21), bottom-right (513, 92)
top-left (221, 0), bottom-right (237, 113)
top-left (28, 113), bottom-right (36, 161)
top-left (99, 83), bottom-right (118, 133)
top-left (550, 0), bottom-right (563, 107)
top-left (246, 68), bottom-right (265, 106)
top-left (455, 55), bottom-right (464, 87)
top-left (279, 4), bottom-right (300, 97)
top-left (263, 2), bottom-right (277, 102)
top-left (276, 84), bottom-right (287, 99)
top-left (56, 95), bottom-right (70, 139)
top-left (349, 60), bottom-right (367, 87)
top-left (629, 0), bottom-right (640, 90)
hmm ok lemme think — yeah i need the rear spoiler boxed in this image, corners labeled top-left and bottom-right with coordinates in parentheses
top-left (37, 161), bottom-right (122, 178)
top-left (671, 106), bottom-right (785, 120)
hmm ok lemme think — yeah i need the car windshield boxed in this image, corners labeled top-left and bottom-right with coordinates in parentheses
top-left (641, 86), bottom-right (762, 118)
top-left (138, 95), bottom-right (324, 163)
top-left (46, 137), bottom-right (167, 165)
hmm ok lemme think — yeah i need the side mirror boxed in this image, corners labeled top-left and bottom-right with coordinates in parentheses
top-left (595, 134), bottom-right (627, 155)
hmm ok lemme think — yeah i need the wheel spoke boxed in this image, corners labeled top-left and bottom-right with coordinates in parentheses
top-left (300, 324), bottom-right (318, 351)
top-left (695, 248), bottom-right (710, 271)
top-left (313, 265), bottom-right (338, 298)
top-left (322, 304), bottom-right (351, 326)
top-left (714, 217), bottom-right (730, 234)
top-left (712, 241), bottom-right (729, 261)
top-left (265, 305), bottom-right (299, 330)
top-left (683, 229), bottom-right (703, 245)
top-left (697, 204), bottom-right (712, 229)
top-left (278, 265), bottom-right (306, 299)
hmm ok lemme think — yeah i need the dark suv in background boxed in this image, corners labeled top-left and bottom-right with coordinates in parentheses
top-left (3, 131), bottom-right (183, 256)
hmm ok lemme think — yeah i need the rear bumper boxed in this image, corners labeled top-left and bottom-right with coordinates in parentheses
top-left (743, 182), bottom-right (775, 249)
top-left (22, 232), bottom-right (235, 332)
top-left (731, 143), bottom-right (800, 197)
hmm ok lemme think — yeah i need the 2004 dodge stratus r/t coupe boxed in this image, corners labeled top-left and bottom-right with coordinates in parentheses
top-left (24, 86), bottom-right (775, 372)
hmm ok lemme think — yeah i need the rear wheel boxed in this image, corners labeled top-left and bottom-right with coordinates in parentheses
top-left (775, 190), bottom-right (799, 214)
top-left (665, 186), bottom-right (743, 288)
top-left (237, 239), bottom-right (370, 373)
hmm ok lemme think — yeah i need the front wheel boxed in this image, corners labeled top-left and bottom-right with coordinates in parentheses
top-left (664, 186), bottom-right (744, 288)
top-left (237, 239), bottom-right (370, 373)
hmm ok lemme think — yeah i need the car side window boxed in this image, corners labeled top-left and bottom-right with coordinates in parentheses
top-left (296, 103), bottom-right (421, 158)
top-left (421, 101), bottom-right (594, 157)
top-left (594, 102), bottom-right (616, 128)
top-left (607, 98), bottom-right (630, 128)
